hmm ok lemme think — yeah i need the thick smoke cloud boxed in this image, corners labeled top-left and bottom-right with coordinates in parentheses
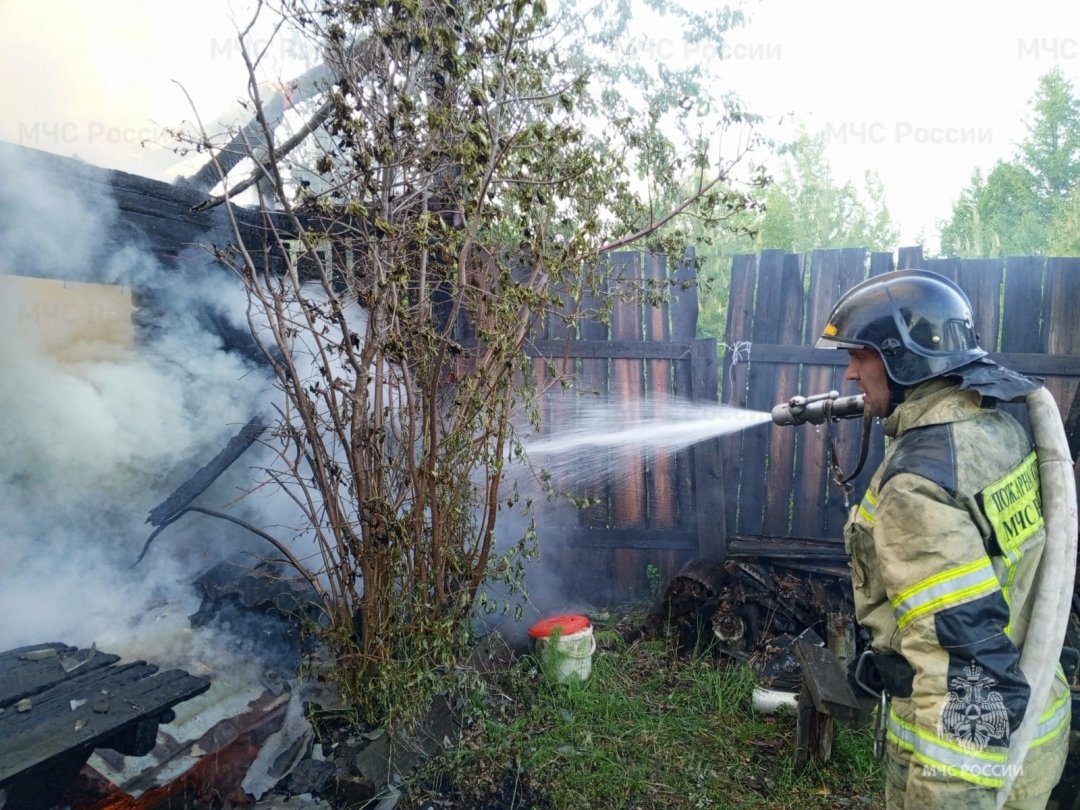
top-left (0, 147), bottom-right (272, 666)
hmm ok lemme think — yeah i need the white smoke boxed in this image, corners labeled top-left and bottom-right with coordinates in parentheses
top-left (0, 146), bottom-right (273, 665)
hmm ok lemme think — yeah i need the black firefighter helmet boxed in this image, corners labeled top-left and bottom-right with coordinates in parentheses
top-left (816, 269), bottom-right (987, 387)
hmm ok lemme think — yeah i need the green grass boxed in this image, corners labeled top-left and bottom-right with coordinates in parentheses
top-left (400, 623), bottom-right (884, 809)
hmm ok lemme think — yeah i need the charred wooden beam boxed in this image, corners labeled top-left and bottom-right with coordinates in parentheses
top-left (180, 63), bottom-right (334, 194)
top-left (146, 416), bottom-right (267, 527)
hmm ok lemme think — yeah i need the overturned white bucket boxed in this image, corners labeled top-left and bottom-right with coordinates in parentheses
top-left (752, 685), bottom-right (800, 714)
top-left (528, 614), bottom-right (596, 683)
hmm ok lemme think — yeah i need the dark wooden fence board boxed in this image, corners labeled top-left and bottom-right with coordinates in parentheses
top-left (578, 278), bottom-right (611, 531)
top-left (1044, 257), bottom-right (1080, 420)
top-left (897, 245), bottom-right (923, 269)
top-left (821, 248), bottom-right (872, 538)
top-left (525, 249), bottom-right (728, 601)
top-left (869, 251), bottom-right (895, 278)
top-left (762, 252), bottom-right (807, 537)
top-left (925, 256), bottom-right (960, 285)
top-left (958, 258), bottom-right (1003, 352)
top-left (672, 250), bottom-right (699, 550)
top-left (609, 251), bottom-right (647, 596)
top-left (644, 253), bottom-right (678, 576)
top-left (691, 338), bottom-right (726, 558)
top-left (738, 249), bottom-right (787, 536)
top-left (792, 249), bottom-right (844, 538)
top-left (720, 254), bottom-right (757, 536)
top-left (1002, 256), bottom-right (1046, 354)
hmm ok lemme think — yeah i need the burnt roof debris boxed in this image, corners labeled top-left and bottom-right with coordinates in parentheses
top-left (0, 643), bottom-right (210, 810)
top-left (177, 62), bottom-right (335, 197)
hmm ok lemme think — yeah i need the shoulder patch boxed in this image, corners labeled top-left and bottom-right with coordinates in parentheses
top-left (881, 424), bottom-right (957, 496)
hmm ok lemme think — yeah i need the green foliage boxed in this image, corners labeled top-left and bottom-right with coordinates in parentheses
top-left (938, 162), bottom-right (1045, 257)
top-left (938, 68), bottom-right (1080, 257)
top-left (203, 0), bottom-right (762, 727)
top-left (753, 133), bottom-right (899, 254)
top-left (646, 563), bottom-right (662, 598)
top-left (689, 129), bottom-right (899, 341)
top-left (1020, 67), bottom-right (1080, 211)
top-left (1048, 189), bottom-right (1080, 255)
top-left (406, 630), bottom-right (884, 808)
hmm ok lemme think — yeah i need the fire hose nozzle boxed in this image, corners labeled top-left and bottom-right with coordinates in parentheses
top-left (772, 390), bottom-right (866, 426)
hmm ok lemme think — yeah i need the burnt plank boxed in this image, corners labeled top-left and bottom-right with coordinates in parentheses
top-left (720, 254), bottom-right (757, 538)
top-left (0, 658), bottom-right (210, 783)
top-left (738, 249), bottom-right (787, 536)
top-left (794, 639), bottom-right (869, 724)
top-left (0, 645), bottom-right (120, 709)
top-left (147, 417), bottom-right (267, 526)
top-left (762, 252), bottom-right (806, 537)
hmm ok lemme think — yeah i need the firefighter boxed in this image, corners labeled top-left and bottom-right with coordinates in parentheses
top-left (817, 269), bottom-right (1072, 809)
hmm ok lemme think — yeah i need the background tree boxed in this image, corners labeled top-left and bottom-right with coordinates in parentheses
top-left (938, 68), bottom-right (1080, 257)
top-left (196, 0), bottom-right (760, 725)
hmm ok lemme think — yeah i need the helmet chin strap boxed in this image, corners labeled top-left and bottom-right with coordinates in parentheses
top-left (825, 373), bottom-right (902, 501)
top-left (827, 407), bottom-right (874, 506)
top-left (829, 377), bottom-right (905, 502)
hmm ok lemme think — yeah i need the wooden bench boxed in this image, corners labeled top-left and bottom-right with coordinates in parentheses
top-left (0, 642), bottom-right (210, 810)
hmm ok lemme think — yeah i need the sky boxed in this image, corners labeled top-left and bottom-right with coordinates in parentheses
top-left (2, 0), bottom-right (1079, 251)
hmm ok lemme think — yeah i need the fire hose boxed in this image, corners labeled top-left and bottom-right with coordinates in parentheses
top-left (996, 387), bottom-right (1078, 806)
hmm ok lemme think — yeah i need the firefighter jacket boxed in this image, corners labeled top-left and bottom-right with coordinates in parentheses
top-left (845, 378), bottom-right (1070, 805)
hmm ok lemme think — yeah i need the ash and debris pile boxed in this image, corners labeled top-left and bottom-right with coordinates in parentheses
top-left (189, 557), bottom-right (325, 671)
top-left (632, 556), bottom-right (863, 691)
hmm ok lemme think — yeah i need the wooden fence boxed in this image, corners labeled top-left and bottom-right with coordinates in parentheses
top-left (719, 246), bottom-right (1080, 557)
top-left (529, 250), bottom-right (725, 602)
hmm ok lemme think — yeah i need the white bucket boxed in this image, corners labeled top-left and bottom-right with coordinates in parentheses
top-left (528, 614), bottom-right (596, 683)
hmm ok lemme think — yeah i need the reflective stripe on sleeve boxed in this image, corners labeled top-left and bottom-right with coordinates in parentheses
top-left (890, 558), bottom-right (1000, 630)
